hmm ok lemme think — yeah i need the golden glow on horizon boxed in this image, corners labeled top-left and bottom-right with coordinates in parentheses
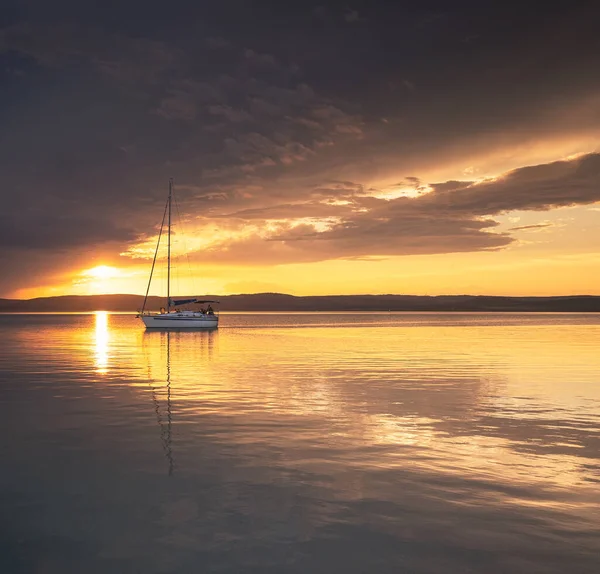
top-left (11, 206), bottom-right (600, 299)
top-left (9, 139), bottom-right (600, 300)
top-left (17, 245), bottom-right (600, 299)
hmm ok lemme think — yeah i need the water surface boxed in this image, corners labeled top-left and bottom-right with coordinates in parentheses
top-left (1, 313), bottom-right (599, 573)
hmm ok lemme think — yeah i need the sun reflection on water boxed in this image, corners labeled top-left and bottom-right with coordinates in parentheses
top-left (94, 311), bottom-right (109, 374)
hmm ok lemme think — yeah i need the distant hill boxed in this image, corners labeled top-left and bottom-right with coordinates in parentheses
top-left (0, 293), bottom-right (599, 312)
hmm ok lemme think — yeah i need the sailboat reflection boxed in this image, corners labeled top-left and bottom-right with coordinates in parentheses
top-left (142, 329), bottom-right (217, 475)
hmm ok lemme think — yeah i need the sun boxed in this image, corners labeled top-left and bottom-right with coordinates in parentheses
top-left (71, 264), bottom-right (143, 295)
top-left (86, 265), bottom-right (119, 279)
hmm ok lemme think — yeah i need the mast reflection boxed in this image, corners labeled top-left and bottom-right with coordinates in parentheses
top-left (142, 328), bottom-right (218, 475)
top-left (147, 331), bottom-right (174, 475)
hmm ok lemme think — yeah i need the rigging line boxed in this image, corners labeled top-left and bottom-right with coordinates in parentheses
top-left (141, 196), bottom-right (169, 313)
top-left (173, 191), bottom-right (195, 295)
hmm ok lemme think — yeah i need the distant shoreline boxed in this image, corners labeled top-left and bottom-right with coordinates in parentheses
top-left (1, 293), bottom-right (599, 313)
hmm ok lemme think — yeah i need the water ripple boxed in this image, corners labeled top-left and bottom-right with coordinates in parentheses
top-left (0, 312), bottom-right (598, 573)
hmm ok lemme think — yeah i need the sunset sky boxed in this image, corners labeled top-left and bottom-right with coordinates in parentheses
top-left (1, 1), bottom-right (600, 298)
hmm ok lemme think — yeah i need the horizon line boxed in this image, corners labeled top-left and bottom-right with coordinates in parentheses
top-left (3, 292), bottom-right (600, 302)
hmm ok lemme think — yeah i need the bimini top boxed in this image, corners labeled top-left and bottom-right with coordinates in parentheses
top-left (169, 298), bottom-right (220, 306)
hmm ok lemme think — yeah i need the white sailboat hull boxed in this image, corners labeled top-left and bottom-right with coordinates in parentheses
top-left (140, 314), bottom-right (218, 329)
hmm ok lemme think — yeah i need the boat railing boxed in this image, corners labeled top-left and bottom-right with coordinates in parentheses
top-left (136, 307), bottom-right (218, 317)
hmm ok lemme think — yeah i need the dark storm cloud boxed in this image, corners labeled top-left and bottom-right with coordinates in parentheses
top-left (270, 214), bottom-right (510, 257)
top-left (0, 214), bottom-right (135, 250)
top-left (224, 154), bottom-right (600, 220)
top-left (1, 1), bottom-right (600, 290)
top-left (419, 154), bottom-right (600, 215)
top-left (0, 22), bottom-right (180, 85)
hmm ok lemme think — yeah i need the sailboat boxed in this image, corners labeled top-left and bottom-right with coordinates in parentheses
top-left (137, 179), bottom-right (219, 329)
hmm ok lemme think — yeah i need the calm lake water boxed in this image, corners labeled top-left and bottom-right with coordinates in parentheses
top-left (1, 312), bottom-right (599, 573)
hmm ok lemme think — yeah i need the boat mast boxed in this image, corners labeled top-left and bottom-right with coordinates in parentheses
top-left (167, 178), bottom-right (172, 312)
top-left (141, 194), bottom-right (169, 314)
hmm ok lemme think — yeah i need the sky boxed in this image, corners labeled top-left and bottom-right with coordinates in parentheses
top-left (1, 0), bottom-right (600, 298)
